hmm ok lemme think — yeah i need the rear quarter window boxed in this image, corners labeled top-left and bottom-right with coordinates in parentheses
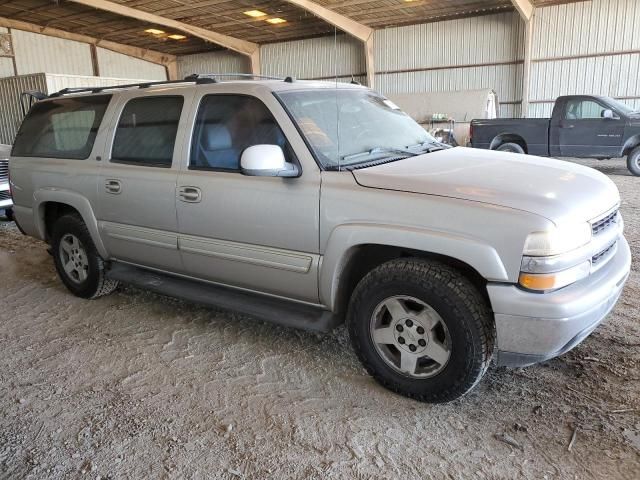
top-left (12, 95), bottom-right (112, 160)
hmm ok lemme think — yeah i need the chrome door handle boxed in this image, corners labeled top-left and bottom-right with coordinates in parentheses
top-left (178, 186), bottom-right (202, 203)
top-left (105, 179), bottom-right (122, 194)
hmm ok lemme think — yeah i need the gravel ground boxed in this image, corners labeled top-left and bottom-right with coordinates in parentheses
top-left (0, 157), bottom-right (638, 479)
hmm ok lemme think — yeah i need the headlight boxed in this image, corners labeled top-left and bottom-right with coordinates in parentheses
top-left (523, 223), bottom-right (592, 257)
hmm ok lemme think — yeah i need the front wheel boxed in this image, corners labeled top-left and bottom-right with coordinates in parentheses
top-left (627, 146), bottom-right (640, 176)
top-left (347, 258), bottom-right (495, 403)
top-left (51, 213), bottom-right (119, 299)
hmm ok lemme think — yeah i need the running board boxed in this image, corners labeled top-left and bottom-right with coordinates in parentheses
top-left (106, 263), bottom-right (340, 333)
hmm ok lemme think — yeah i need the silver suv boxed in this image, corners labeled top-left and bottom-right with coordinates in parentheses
top-left (9, 76), bottom-right (631, 402)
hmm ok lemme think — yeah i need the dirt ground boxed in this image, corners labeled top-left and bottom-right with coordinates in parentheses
top-left (0, 157), bottom-right (638, 480)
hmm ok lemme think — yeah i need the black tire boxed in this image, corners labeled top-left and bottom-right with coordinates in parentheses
top-left (496, 142), bottom-right (525, 154)
top-left (347, 258), bottom-right (495, 403)
top-left (627, 146), bottom-right (640, 176)
top-left (4, 208), bottom-right (13, 221)
top-left (51, 213), bottom-right (119, 299)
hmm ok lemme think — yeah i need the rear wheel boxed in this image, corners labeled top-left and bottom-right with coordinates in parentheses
top-left (51, 213), bottom-right (118, 299)
top-left (627, 146), bottom-right (640, 176)
top-left (497, 142), bottom-right (525, 154)
top-left (347, 258), bottom-right (495, 403)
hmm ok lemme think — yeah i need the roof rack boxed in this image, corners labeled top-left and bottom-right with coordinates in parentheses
top-left (185, 73), bottom-right (287, 81)
top-left (48, 77), bottom-right (213, 98)
top-left (47, 73), bottom-right (295, 98)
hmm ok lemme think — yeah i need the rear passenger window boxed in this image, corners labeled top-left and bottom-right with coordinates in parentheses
top-left (12, 95), bottom-right (111, 159)
top-left (190, 95), bottom-right (289, 170)
top-left (112, 96), bottom-right (183, 167)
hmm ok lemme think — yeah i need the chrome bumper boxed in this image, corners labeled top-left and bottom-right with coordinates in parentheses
top-left (489, 236), bottom-right (631, 367)
top-left (0, 181), bottom-right (12, 211)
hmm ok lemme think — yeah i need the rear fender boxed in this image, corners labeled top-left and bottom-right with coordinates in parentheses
top-left (33, 188), bottom-right (108, 259)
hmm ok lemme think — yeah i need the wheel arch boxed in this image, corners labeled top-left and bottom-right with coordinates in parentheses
top-left (489, 133), bottom-right (528, 153)
top-left (320, 224), bottom-right (508, 318)
top-left (33, 189), bottom-right (109, 259)
top-left (622, 134), bottom-right (640, 156)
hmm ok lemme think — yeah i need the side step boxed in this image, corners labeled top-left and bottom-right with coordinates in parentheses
top-left (106, 263), bottom-right (341, 333)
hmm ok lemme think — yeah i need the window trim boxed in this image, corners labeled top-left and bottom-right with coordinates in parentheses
top-left (110, 94), bottom-right (184, 168)
top-left (11, 94), bottom-right (112, 161)
top-left (187, 93), bottom-right (301, 174)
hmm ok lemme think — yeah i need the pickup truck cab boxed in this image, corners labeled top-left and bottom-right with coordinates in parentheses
top-left (470, 95), bottom-right (640, 176)
top-left (9, 77), bottom-right (631, 403)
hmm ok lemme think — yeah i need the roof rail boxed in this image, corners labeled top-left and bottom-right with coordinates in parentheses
top-left (48, 78), bottom-right (210, 98)
top-left (47, 72), bottom-right (292, 98)
top-left (186, 73), bottom-right (285, 81)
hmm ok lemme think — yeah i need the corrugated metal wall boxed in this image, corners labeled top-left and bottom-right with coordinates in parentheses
top-left (0, 74), bottom-right (47, 145)
top-left (261, 34), bottom-right (365, 82)
top-left (529, 0), bottom-right (640, 117)
top-left (11, 29), bottom-right (94, 76)
top-left (96, 48), bottom-right (166, 80)
top-left (374, 12), bottom-right (525, 118)
top-left (0, 29), bottom-right (166, 81)
top-left (177, 50), bottom-right (249, 78)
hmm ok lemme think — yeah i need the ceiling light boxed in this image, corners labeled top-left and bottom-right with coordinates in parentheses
top-left (168, 34), bottom-right (187, 40)
top-left (244, 10), bottom-right (267, 18)
top-left (144, 28), bottom-right (165, 35)
top-left (266, 17), bottom-right (287, 24)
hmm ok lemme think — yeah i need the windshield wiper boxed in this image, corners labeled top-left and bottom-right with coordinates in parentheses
top-left (342, 146), bottom-right (418, 162)
top-left (407, 140), bottom-right (448, 153)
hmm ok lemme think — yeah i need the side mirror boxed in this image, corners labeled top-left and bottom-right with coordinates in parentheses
top-left (602, 109), bottom-right (615, 119)
top-left (240, 145), bottom-right (299, 178)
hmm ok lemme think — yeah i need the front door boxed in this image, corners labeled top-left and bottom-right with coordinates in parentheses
top-left (176, 93), bottom-right (321, 303)
top-left (558, 97), bottom-right (625, 157)
top-left (96, 94), bottom-right (186, 272)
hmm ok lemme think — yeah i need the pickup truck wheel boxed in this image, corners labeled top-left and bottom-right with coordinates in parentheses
top-left (347, 258), bottom-right (495, 403)
top-left (627, 147), bottom-right (640, 176)
top-left (496, 142), bottom-right (525, 154)
top-left (51, 213), bottom-right (119, 299)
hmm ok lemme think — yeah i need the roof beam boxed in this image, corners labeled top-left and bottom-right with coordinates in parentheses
top-left (67, 0), bottom-right (260, 71)
top-left (0, 16), bottom-right (175, 66)
top-left (511, 0), bottom-right (534, 21)
top-left (281, 0), bottom-right (375, 87)
top-left (282, 0), bottom-right (373, 42)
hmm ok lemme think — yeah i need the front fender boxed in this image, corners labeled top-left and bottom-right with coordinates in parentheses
top-left (623, 134), bottom-right (640, 155)
top-left (319, 223), bottom-right (509, 310)
top-left (33, 188), bottom-right (109, 259)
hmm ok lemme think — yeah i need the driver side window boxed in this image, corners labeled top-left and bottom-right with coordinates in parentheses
top-left (565, 99), bottom-right (608, 120)
top-left (190, 95), bottom-right (290, 171)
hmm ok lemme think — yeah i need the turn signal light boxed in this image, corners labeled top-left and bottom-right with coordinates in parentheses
top-left (518, 261), bottom-right (590, 292)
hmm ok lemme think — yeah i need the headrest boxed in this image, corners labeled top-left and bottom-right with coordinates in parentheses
top-left (203, 123), bottom-right (232, 150)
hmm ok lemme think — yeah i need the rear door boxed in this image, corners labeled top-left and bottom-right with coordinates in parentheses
top-left (557, 97), bottom-right (625, 157)
top-left (96, 92), bottom-right (190, 272)
top-left (175, 91), bottom-right (321, 303)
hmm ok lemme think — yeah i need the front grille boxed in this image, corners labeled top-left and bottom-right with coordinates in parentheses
top-left (592, 210), bottom-right (618, 236)
top-left (0, 159), bottom-right (7, 183)
top-left (0, 190), bottom-right (10, 201)
top-left (592, 242), bottom-right (616, 266)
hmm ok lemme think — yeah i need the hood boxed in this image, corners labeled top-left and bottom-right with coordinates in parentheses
top-left (352, 147), bottom-right (620, 225)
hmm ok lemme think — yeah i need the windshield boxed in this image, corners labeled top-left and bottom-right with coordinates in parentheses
top-left (606, 97), bottom-right (638, 115)
top-left (277, 89), bottom-right (438, 169)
